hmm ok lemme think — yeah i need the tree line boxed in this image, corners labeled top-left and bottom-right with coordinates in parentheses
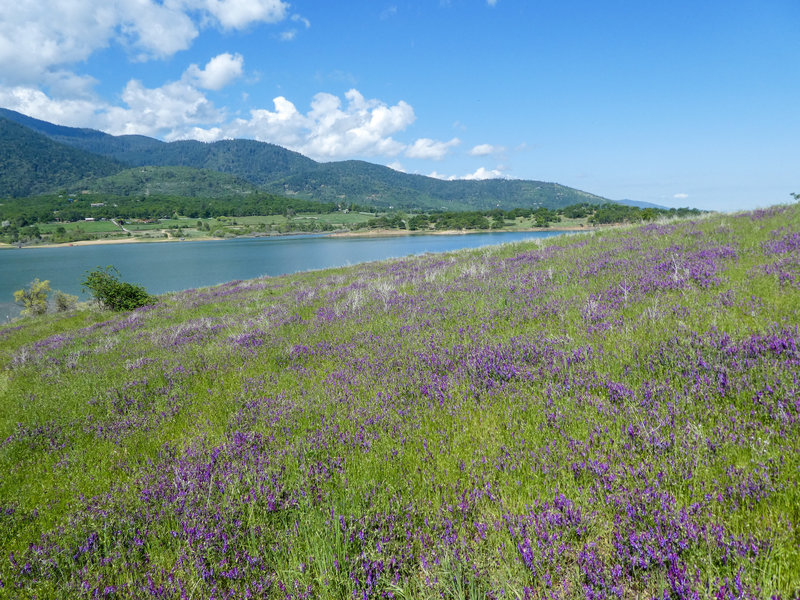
top-left (355, 203), bottom-right (704, 231)
top-left (0, 193), bottom-right (364, 227)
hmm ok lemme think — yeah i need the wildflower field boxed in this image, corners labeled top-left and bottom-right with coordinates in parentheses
top-left (1, 204), bottom-right (799, 599)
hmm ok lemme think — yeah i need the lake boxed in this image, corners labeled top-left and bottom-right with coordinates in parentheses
top-left (0, 230), bottom-right (573, 323)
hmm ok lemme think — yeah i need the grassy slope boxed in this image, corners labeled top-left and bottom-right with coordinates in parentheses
top-left (1, 205), bottom-right (799, 598)
top-left (70, 166), bottom-right (260, 198)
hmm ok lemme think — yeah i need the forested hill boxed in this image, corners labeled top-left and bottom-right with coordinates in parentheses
top-left (1, 107), bottom-right (612, 211)
top-left (0, 118), bottom-right (122, 197)
top-left (71, 166), bottom-right (261, 198)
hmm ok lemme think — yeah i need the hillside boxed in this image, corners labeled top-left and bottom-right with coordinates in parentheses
top-left (1, 204), bottom-right (798, 598)
top-left (70, 165), bottom-right (261, 198)
top-left (0, 117), bottom-right (122, 197)
top-left (267, 160), bottom-right (607, 211)
top-left (0, 108), bottom-right (613, 210)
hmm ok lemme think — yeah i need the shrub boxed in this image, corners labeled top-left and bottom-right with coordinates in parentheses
top-left (54, 290), bottom-right (78, 312)
top-left (13, 278), bottom-right (50, 316)
top-left (82, 266), bottom-right (154, 311)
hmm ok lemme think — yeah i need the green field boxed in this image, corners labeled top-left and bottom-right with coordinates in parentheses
top-left (3, 205), bottom-right (799, 598)
top-left (37, 220), bottom-right (121, 233)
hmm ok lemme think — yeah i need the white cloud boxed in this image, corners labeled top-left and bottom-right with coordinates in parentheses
top-left (118, 1), bottom-right (200, 60)
top-left (673, 193), bottom-right (689, 199)
top-left (0, 0), bottom-right (289, 88)
top-left (0, 78), bottom-right (222, 140)
top-left (2, 76), bottom-right (464, 166)
top-left (291, 14), bottom-right (311, 28)
top-left (107, 79), bottom-right (222, 138)
top-left (462, 167), bottom-right (507, 180)
top-left (487, 0), bottom-right (499, 5)
top-left (226, 96), bottom-right (310, 148)
top-left (428, 167), bottom-right (510, 181)
top-left (387, 161), bottom-right (405, 172)
top-left (0, 86), bottom-right (104, 127)
top-left (469, 143), bottom-right (504, 156)
top-left (185, 53), bottom-right (244, 90)
top-left (405, 137), bottom-right (460, 160)
top-left (220, 89), bottom-right (416, 160)
top-left (280, 30), bottom-right (298, 41)
top-left (195, 0), bottom-right (289, 30)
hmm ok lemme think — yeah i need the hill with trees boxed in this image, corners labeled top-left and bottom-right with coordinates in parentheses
top-left (69, 166), bottom-right (261, 198)
top-left (2, 107), bottom-right (614, 211)
top-left (0, 118), bottom-right (122, 197)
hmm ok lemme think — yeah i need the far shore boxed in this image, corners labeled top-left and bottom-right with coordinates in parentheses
top-left (1, 224), bottom-right (595, 250)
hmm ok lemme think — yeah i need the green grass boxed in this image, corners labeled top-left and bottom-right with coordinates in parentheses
top-left (1, 204), bottom-right (799, 598)
top-left (37, 220), bottom-right (121, 233)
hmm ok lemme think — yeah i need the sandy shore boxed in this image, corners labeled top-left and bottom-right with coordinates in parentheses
top-left (2, 225), bottom-right (595, 250)
top-left (3, 235), bottom-right (220, 250)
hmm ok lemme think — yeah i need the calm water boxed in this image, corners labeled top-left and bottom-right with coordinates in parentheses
top-left (0, 230), bottom-right (571, 322)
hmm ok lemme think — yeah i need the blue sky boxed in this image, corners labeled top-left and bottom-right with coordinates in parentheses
top-left (1, 1), bottom-right (798, 211)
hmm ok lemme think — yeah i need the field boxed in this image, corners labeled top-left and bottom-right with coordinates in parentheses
top-left (1, 204), bottom-right (798, 598)
top-left (36, 221), bottom-right (122, 234)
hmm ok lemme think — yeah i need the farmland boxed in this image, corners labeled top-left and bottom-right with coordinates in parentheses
top-left (1, 204), bottom-right (798, 598)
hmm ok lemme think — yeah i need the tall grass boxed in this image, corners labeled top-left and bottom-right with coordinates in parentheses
top-left (1, 205), bottom-right (799, 599)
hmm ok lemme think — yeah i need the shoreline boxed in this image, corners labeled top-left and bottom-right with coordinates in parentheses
top-left (2, 225), bottom-right (594, 250)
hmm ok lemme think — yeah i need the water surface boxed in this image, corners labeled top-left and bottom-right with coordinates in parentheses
top-left (1, 230), bottom-right (572, 322)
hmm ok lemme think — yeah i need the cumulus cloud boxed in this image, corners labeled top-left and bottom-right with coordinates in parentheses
top-left (387, 161), bottom-right (405, 172)
top-left (469, 143), bottom-right (504, 156)
top-left (1, 74), bottom-right (224, 140)
top-left (405, 137), bottom-right (460, 160)
top-left (225, 89), bottom-right (416, 159)
top-left (673, 193), bottom-right (689, 199)
top-left (106, 79), bottom-right (223, 138)
top-left (185, 53), bottom-right (244, 90)
top-left (0, 86), bottom-right (104, 127)
top-left (0, 0), bottom-right (290, 87)
top-left (429, 167), bottom-right (510, 181)
top-left (2, 76), bottom-right (462, 166)
top-left (199, 0), bottom-right (289, 30)
top-left (462, 167), bottom-right (507, 180)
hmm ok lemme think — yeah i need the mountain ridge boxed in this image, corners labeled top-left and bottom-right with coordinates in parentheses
top-left (1, 107), bottom-right (618, 211)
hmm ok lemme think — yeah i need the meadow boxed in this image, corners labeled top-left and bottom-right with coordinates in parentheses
top-left (0, 204), bottom-right (798, 599)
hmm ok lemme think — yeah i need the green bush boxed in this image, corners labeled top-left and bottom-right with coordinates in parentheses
top-left (82, 266), bottom-right (154, 311)
top-left (54, 290), bottom-right (78, 312)
top-left (13, 278), bottom-right (50, 316)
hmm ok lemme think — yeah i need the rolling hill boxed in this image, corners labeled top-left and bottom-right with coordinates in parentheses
top-left (0, 117), bottom-right (122, 197)
top-left (1, 107), bottom-right (613, 210)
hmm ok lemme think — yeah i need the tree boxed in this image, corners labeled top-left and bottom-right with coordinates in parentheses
top-left (791, 192), bottom-right (799, 202)
top-left (14, 279), bottom-right (50, 316)
top-left (82, 266), bottom-right (154, 311)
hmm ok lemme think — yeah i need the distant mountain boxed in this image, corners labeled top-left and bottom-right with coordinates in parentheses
top-left (0, 117), bottom-right (122, 197)
top-left (0, 107), bottom-right (615, 210)
top-left (617, 199), bottom-right (669, 210)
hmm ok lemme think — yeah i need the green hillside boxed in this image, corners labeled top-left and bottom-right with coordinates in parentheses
top-left (2, 204), bottom-right (799, 597)
top-left (70, 166), bottom-right (260, 198)
top-left (0, 117), bottom-right (122, 197)
top-left (268, 160), bottom-right (608, 211)
top-left (0, 107), bottom-right (614, 210)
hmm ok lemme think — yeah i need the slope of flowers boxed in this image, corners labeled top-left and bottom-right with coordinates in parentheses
top-left (1, 205), bottom-right (799, 599)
